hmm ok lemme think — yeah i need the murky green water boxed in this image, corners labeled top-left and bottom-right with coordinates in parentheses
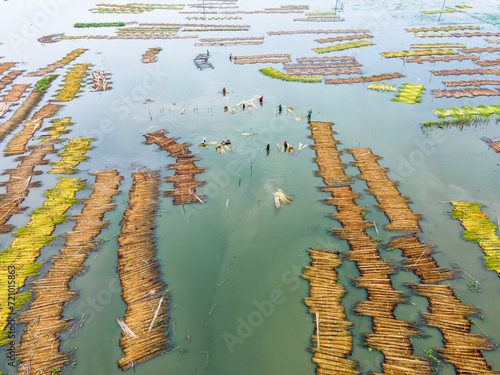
top-left (1, 0), bottom-right (500, 374)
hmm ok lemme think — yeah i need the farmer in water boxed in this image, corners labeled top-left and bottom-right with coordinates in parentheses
top-left (283, 141), bottom-right (288, 151)
top-left (307, 109), bottom-right (312, 120)
top-left (266, 142), bottom-right (270, 156)
top-left (278, 104), bottom-right (282, 113)
top-left (223, 87), bottom-right (226, 96)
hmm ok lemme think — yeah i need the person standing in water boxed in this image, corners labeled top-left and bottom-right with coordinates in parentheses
top-left (307, 109), bottom-right (312, 121)
top-left (283, 141), bottom-right (288, 151)
top-left (229, 54), bottom-right (232, 61)
top-left (223, 87), bottom-right (226, 96)
top-left (266, 142), bottom-right (270, 156)
top-left (278, 104), bottom-right (282, 114)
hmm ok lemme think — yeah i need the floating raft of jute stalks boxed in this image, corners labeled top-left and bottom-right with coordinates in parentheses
top-left (0, 176), bottom-right (86, 346)
top-left (403, 55), bottom-right (478, 64)
top-left (0, 75), bottom-right (58, 142)
top-left (0, 70), bottom-right (25, 92)
top-left (285, 67), bottom-right (362, 76)
top-left (142, 47), bottom-right (162, 63)
top-left (284, 62), bottom-right (362, 70)
top-left (4, 103), bottom-right (63, 156)
top-left (348, 153), bottom-right (498, 372)
top-left (25, 48), bottom-right (87, 77)
top-left (296, 56), bottom-right (356, 63)
top-left (16, 171), bottom-right (122, 375)
top-left (234, 53), bottom-right (291, 64)
top-left (450, 202), bottom-right (500, 277)
top-left (0, 103), bottom-right (11, 118)
top-left (431, 68), bottom-right (500, 76)
top-left (53, 63), bottom-right (92, 102)
top-left (432, 88), bottom-right (500, 98)
top-left (268, 29), bottom-right (369, 36)
top-left (347, 148), bottom-right (422, 233)
top-left (48, 138), bottom-right (93, 174)
top-left (301, 248), bottom-right (359, 375)
top-left (309, 121), bottom-right (433, 375)
top-left (314, 34), bottom-right (373, 43)
top-left (0, 62), bottom-right (17, 75)
top-left (117, 171), bottom-right (171, 370)
top-left (460, 47), bottom-right (500, 54)
top-left (481, 137), bottom-right (500, 152)
top-left (325, 72), bottom-right (404, 85)
top-left (88, 71), bottom-right (112, 91)
top-left (475, 58), bottom-right (500, 67)
top-left (1, 84), bottom-right (31, 102)
top-left (0, 144), bottom-right (56, 233)
top-left (144, 129), bottom-right (206, 204)
top-left (38, 117), bottom-right (73, 144)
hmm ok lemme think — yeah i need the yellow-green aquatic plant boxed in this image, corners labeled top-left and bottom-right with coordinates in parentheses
top-left (259, 67), bottom-right (322, 83)
top-left (450, 202), bottom-right (500, 276)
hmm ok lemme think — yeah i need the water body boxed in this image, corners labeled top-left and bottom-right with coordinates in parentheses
top-left (0, 0), bottom-right (500, 374)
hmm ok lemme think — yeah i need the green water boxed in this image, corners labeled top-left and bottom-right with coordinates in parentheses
top-left (1, 0), bottom-right (500, 374)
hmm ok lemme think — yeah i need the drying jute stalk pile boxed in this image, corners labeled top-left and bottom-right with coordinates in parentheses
top-left (144, 129), bottom-right (206, 205)
top-left (16, 171), bottom-right (122, 375)
top-left (25, 48), bottom-right (87, 77)
top-left (309, 121), bottom-right (433, 374)
top-left (116, 171), bottom-right (171, 370)
top-left (1, 84), bottom-right (31, 102)
top-left (301, 248), bottom-right (359, 375)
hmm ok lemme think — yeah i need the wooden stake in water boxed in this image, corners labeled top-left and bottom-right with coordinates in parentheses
top-left (238, 174), bottom-right (241, 186)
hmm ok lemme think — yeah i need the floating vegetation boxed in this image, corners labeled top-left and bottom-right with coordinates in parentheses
top-left (410, 43), bottom-right (465, 48)
top-left (90, 3), bottom-right (184, 13)
top-left (392, 83), bottom-right (425, 104)
top-left (38, 117), bottom-right (73, 144)
top-left (405, 25), bottom-right (478, 32)
top-left (89, 71), bottom-right (112, 91)
top-left (0, 70), bottom-right (25, 92)
top-left (404, 55), bottom-right (478, 64)
top-left (443, 79), bottom-right (500, 87)
top-left (450, 202), bottom-right (500, 276)
top-left (460, 46), bottom-right (500, 54)
top-left (348, 148), bottom-right (422, 232)
top-left (0, 144), bottom-right (56, 233)
top-left (312, 40), bottom-right (374, 53)
top-left (481, 137), bottom-right (500, 152)
top-left (34, 74), bottom-right (58, 93)
top-left (0, 75), bottom-right (57, 142)
top-left (0, 176), bottom-right (86, 345)
top-left (53, 63), bottom-right (92, 102)
top-left (1, 84), bottom-right (31, 102)
top-left (421, 9), bottom-right (464, 14)
top-left (193, 53), bottom-right (213, 70)
top-left (432, 88), bottom-right (500, 98)
top-left (381, 49), bottom-right (458, 58)
top-left (432, 104), bottom-right (500, 118)
top-left (475, 58), bottom-right (500, 67)
top-left (144, 130), bottom-right (206, 204)
top-left (142, 47), bottom-right (162, 63)
top-left (25, 48), bottom-right (87, 77)
top-left (296, 56), bottom-right (356, 63)
top-left (309, 121), bottom-right (433, 374)
top-left (234, 54), bottom-right (291, 65)
top-left (273, 188), bottom-right (292, 209)
top-left (74, 22), bottom-right (126, 27)
top-left (314, 33), bottom-right (373, 43)
top-left (301, 249), bottom-right (359, 375)
top-left (259, 67), bottom-right (322, 83)
top-left (49, 138), bottom-right (93, 174)
top-left (367, 82), bottom-right (396, 92)
top-left (16, 171), bottom-right (122, 374)
top-left (431, 68), bottom-right (500, 76)
top-left (116, 171), bottom-right (171, 370)
top-left (268, 29), bottom-right (369, 36)
top-left (421, 117), bottom-right (490, 131)
top-left (4, 104), bottom-right (62, 156)
top-left (325, 72), bottom-right (404, 84)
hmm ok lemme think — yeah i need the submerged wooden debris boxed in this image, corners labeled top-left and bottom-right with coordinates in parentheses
top-left (309, 121), bottom-right (433, 374)
top-left (325, 72), bottom-right (404, 85)
top-left (4, 104), bottom-right (63, 156)
top-left (481, 137), bottom-right (500, 152)
top-left (1, 84), bottom-right (31, 102)
top-left (0, 75), bottom-right (58, 142)
top-left (117, 171), bottom-right (171, 370)
top-left (0, 177), bottom-right (86, 346)
top-left (53, 63), bottom-right (92, 102)
top-left (301, 248), bottom-right (359, 375)
top-left (16, 171), bottom-right (122, 375)
top-left (142, 47), bottom-right (162, 63)
top-left (0, 144), bottom-right (56, 233)
top-left (144, 129), bottom-right (206, 205)
top-left (450, 202), bottom-right (500, 277)
top-left (404, 55), bottom-right (478, 64)
top-left (25, 48), bottom-right (87, 77)
top-left (259, 67), bottom-right (322, 83)
top-left (234, 53), bottom-right (291, 65)
top-left (432, 88), bottom-right (500, 98)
